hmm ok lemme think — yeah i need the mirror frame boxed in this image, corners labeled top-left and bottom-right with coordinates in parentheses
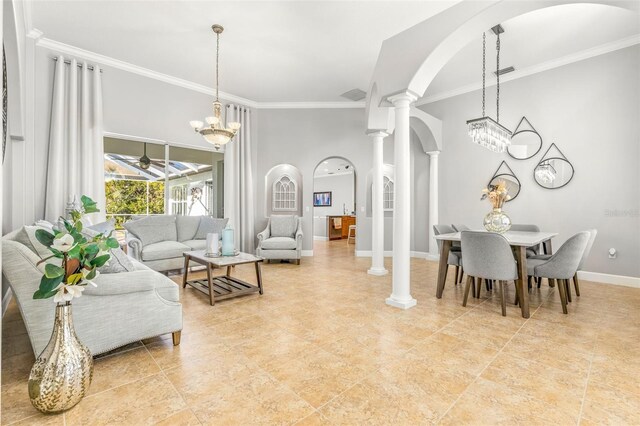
top-left (488, 161), bottom-right (521, 202)
top-left (507, 116), bottom-right (543, 161)
top-left (533, 143), bottom-right (574, 190)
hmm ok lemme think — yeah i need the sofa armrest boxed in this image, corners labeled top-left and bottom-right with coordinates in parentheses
top-left (295, 218), bottom-right (303, 250)
top-left (257, 221), bottom-right (271, 246)
top-left (125, 232), bottom-right (143, 260)
top-left (84, 270), bottom-right (173, 296)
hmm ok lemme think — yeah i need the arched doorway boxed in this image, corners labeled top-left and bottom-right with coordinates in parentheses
top-left (312, 156), bottom-right (357, 256)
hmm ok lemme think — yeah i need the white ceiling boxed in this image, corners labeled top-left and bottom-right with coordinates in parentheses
top-left (314, 157), bottom-right (354, 178)
top-left (31, 2), bottom-right (639, 104)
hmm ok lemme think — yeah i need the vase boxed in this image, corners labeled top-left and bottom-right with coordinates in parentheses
top-left (221, 226), bottom-right (235, 256)
top-left (483, 208), bottom-right (512, 233)
top-left (28, 302), bottom-right (93, 414)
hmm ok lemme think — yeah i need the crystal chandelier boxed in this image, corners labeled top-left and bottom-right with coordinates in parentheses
top-left (189, 25), bottom-right (240, 150)
top-left (535, 161), bottom-right (557, 184)
top-left (467, 26), bottom-right (512, 153)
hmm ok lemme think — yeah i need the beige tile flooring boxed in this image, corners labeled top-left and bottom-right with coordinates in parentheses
top-left (2, 240), bottom-right (639, 425)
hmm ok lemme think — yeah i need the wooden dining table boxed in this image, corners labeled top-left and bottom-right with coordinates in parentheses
top-left (434, 230), bottom-right (557, 318)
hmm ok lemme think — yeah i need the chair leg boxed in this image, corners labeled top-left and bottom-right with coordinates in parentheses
top-left (459, 267), bottom-right (464, 284)
top-left (555, 278), bottom-right (568, 314)
top-left (565, 279), bottom-right (572, 303)
top-left (537, 277), bottom-right (542, 288)
top-left (527, 276), bottom-right (532, 290)
top-left (454, 266), bottom-right (460, 286)
top-left (573, 274), bottom-right (580, 297)
top-left (463, 275), bottom-right (473, 307)
top-left (172, 331), bottom-right (181, 346)
top-left (548, 278), bottom-right (555, 288)
top-left (500, 281), bottom-right (507, 316)
top-left (477, 278), bottom-right (483, 298)
top-left (514, 279), bottom-right (521, 306)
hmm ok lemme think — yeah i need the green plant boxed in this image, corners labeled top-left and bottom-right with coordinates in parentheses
top-left (33, 196), bottom-right (119, 302)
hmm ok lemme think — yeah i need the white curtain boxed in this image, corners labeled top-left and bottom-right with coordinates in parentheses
top-left (224, 104), bottom-right (255, 253)
top-left (45, 56), bottom-right (105, 223)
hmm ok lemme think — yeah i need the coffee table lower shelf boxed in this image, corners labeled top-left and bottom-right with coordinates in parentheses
top-left (185, 275), bottom-right (260, 303)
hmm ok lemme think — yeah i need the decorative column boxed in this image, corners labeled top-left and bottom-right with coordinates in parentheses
top-left (368, 130), bottom-right (389, 276)
top-left (427, 151), bottom-right (440, 257)
top-left (386, 91), bottom-right (418, 309)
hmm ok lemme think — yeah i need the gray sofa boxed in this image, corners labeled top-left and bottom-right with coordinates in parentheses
top-left (257, 215), bottom-right (303, 264)
top-left (2, 227), bottom-right (182, 356)
top-left (125, 215), bottom-right (228, 272)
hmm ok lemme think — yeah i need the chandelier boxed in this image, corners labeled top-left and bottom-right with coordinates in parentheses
top-left (467, 26), bottom-right (512, 153)
top-left (535, 161), bottom-right (557, 184)
top-left (189, 24), bottom-right (240, 150)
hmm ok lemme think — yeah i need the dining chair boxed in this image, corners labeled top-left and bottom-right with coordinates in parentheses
top-left (461, 231), bottom-right (519, 316)
top-left (433, 224), bottom-right (463, 285)
top-left (452, 224), bottom-right (470, 232)
top-left (526, 231), bottom-right (590, 314)
top-left (510, 224), bottom-right (542, 257)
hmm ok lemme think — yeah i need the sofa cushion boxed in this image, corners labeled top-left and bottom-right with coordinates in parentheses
top-left (124, 215), bottom-right (177, 246)
top-left (82, 228), bottom-right (135, 274)
top-left (182, 239), bottom-right (207, 251)
top-left (176, 216), bottom-right (201, 242)
top-left (141, 241), bottom-right (190, 261)
top-left (261, 237), bottom-right (297, 250)
top-left (270, 215), bottom-right (298, 238)
top-left (195, 217), bottom-right (229, 240)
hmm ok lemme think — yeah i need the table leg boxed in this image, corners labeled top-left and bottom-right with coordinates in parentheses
top-left (255, 262), bottom-right (263, 295)
top-left (543, 239), bottom-right (553, 255)
top-left (207, 263), bottom-right (215, 306)
top-left (226, 265), bottom-right (232, 277)
top-left (515, 246), bottom-right (530, 318)
top-left (182, 255), bottom-right (190, 289)
top-left (436, 240), bottom-right (452, 299)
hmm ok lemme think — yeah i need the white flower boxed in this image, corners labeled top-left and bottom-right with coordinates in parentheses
top-left (53, 283), bottom-right (85, 303)
top-left (52, 234), bottom-right (76, 253)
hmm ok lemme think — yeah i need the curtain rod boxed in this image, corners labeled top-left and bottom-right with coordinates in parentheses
top-left (51, 57), bottom-right (103, 73)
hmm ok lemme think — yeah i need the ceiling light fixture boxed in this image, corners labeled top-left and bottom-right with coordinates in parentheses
top-left (189, 24), bottom-right (240, 150)
top-left (535, 161), bottom-right (557, 184)
top-left (139, 143), bottom-right (151, 170)
top-left (467, 25), bottom-right (512, 153)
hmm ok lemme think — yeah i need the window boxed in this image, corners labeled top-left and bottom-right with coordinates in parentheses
top-left (383, 176), bottom-right (394, 211)
top-left (273, 175), bottom-right (297, 211)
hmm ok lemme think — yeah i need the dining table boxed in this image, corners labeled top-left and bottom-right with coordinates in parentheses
top-left (434, 230), bottom-right (558, 318)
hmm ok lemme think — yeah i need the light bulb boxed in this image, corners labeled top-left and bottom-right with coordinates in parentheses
top-left (228, 122), bottom-right (241, 131)
top-left (189, 120), bottom-right (203, 130)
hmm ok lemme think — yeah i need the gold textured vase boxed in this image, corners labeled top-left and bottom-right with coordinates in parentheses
top-left (28, 302), bottom-right (93, 413)
top-left (483, 208), bottom-right (512, 233)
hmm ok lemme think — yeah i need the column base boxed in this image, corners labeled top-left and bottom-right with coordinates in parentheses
top-left (368, 267), bottom-right (388, 276)
top-left (385, 296), bottom-right (417, 309)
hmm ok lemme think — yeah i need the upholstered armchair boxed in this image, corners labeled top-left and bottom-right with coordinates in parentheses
top-left (256, 215), bottom-right (303, 264)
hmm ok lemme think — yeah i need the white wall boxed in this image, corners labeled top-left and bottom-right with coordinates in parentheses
top-left (420, 45), bottom-right (640, 277)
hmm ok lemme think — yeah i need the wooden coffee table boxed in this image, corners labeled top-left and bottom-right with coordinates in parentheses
top-left (182, 250), bottom-right (264, 306)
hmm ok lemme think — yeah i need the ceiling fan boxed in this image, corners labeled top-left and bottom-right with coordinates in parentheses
top-left (139, 143), bottom-right (151, 170)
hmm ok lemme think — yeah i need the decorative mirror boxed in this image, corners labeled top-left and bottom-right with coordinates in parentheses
top-left (507, 116), bottom-right (542, 160)
top-left (488, 161), bottom-right (520, 201)
top-left (534, 143), bottom-right (574, 189)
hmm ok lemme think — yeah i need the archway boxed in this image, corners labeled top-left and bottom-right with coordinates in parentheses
top-left (312, 156), bottom-right (357, 255)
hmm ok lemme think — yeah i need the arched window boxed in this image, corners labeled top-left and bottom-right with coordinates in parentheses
top-left (383, 176), bottom-right (394, 211)
top-left (273, 175), bottom-right (297, 211)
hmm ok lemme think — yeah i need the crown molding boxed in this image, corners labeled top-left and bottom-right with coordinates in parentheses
top-left (416, 33), bottom-right (640, 106)
top-left (258, 101), bottom-right (365, 109)
top-left (36, 35), bottom-right (259, 108)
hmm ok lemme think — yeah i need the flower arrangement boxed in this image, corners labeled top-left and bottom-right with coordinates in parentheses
top-left (481, 180), bottom-right (511, 209)
top-left (33, 196), bottom-right (118, 303)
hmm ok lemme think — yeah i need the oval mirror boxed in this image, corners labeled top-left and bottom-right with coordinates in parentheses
top-left (508, 130), bottom-right (542, 160)
top-left (490, 173), bottom-right (521, 201)
top-left (534, 157), bottom-right (574, 189)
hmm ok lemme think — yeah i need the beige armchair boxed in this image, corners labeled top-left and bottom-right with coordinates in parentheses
top-left (256, 215), bottom-right (303, 264)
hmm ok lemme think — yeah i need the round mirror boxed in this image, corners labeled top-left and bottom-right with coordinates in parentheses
top-left (508, 130), bottom-right (542, 160)
top-left (534, 157), bottom-right (574, 189)
top-left (489, 173), bottom-right (520, 201)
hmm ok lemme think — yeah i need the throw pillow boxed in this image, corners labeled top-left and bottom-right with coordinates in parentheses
top-left (270, 215), bottom-right (298, 238)
top-left (176, 216), bottom-right (201, 242)
top-left (123, 215), bottom-right (177, 246)
top-left (88, 218), bottom-right (116, 234)
top-left (194, 217), bottom-right (229, 240)
top-left (22, 225), bottom-right (55, 259)
top-left (82, 228), bottom-right (135, 273)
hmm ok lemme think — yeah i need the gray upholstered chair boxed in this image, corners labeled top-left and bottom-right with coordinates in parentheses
top-left (433, 225), bottom-right (463, 285)
top-left (509, 224), bottom-right (542, 257)
top-left (257, 215), bottom-right (303, 264)
top-left (526, 231), bottom-right (590, 314)
top-left (461, 231), bottom-right (519, 316)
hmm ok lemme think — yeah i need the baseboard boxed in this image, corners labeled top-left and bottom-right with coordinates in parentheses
top-left (2, 288), bottom-right (13, 317)
top-left (578, 271), bottom-right (640, 288)
top-left (356, 250), bottom-right (439, 261)
top-left (301, 250), bottom-right (314, 257)
top-left (313, 236), bottom-right (329, 241)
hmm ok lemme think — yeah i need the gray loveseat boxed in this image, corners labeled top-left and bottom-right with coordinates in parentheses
top-left (2, 226), bottom-right (182, 356)
top-left (125, 215), bottom-right (228, 272)
top-left (257, 215), bottom-right (303, 264)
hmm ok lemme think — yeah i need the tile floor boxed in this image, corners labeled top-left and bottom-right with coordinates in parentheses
top-left (2, 240), bottom-right (639, 425)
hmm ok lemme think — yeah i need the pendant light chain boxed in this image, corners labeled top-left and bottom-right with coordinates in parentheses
top-left (215, 31), bottom-right (220, 102)
top-left (496, 32), bottom-right (500, 123)
top-left (482, 32), bottom-right (486, 117)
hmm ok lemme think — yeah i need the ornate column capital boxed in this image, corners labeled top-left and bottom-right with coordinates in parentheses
top-left (366, 130), bottom-right (390, 139)
top-left (386, 91), bottom-right (419, 107)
